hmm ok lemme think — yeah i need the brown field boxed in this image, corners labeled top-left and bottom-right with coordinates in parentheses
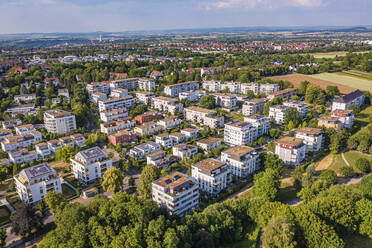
top-left (267, 73), bottom-right (355, 94)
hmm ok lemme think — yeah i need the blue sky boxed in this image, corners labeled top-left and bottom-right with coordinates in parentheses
top-left (0, 0), bottom-right (371, 34)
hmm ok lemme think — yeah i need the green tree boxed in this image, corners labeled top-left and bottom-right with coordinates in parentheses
top-left (358, 174), bottom-right (372, 198)
top-left (101, 167), bottom-right (124, 195)
top-left (356, 199), bottom-right (372, 235)
top-left (262, 216), bottom-right (297, 248)
top-left (163, 228), bottom-right (180, 248)
top-left (137, 164), bottom-right (160, 199)
top-left (339, 166), bottom-right (354, 178)
top-left (199, 95), bottom-right (216, 109)
top-left (298, 81), bottom-right (310, 95)
top-left (0, 228), bottom-right (6, 248)
top-left (319, 170), bottom-right (337, 185)
top-left (355, 158), bottom-right (370, 173)
top-left (251, 168), bottom-right (281, 201)
top-left (326, 85), bottom-right (340, 98)
top-left (269, 128), bottom-right (281, 138)
top-left (305, 84), bottom-right (325, 105)
top-left (267, 140), bottom-right (276, 152)
top-left (44, 190), bottom-right (65, 212)
top-left (11, 203), bottom-right (42, 237)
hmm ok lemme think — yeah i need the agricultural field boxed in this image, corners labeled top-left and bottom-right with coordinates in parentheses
top-left (341, 70), bottom-right (372, 81)
top-left (302, 51), bottom-right (370, 59)
top-left (308, 73), bottom-right (372, 92)
top-left (267, 73), bottom-right (355, 94)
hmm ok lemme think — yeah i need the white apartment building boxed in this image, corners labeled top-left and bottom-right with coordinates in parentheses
top-left (158, 116), bottom-right (182, 130)
top-left (35, 143), bottom-right (52, 158)
top-left (331, 109), bottom-right (355, 129)
top-left (241, 83), bottom-right (279, 95)
top-left (180, 128), bottom-right (199, 139)
top-left (295, 128), bottom-right (323, 153)
top-left (138, 78), bottom-right (156, 91)
top-left (136, 92), bottom-right (155, 105)
top-left (109, 78), bottom-right (138, 91)
top-left (283, 101), bottom-right (309, 118)
top-left (0, 129), bottom-right (13, 142)
top-left (332, 90), bottom-right (365, 111)
top-left (14, 163), bottom-right (62, 204)
top-left (98, 96), bottom-right (135, 112)
top-left (184, 106), bottom-right (224, 129)
top-left (221, 146), bottom-right (260, 178)
top-left (275, 137), bottom-right (306, 166)
top-left (169, 132), bottom-right (187, 144)
top-left (100, 108), bottom-right (128, 122)
top-left (244, 115), bottom-right (271, 136)
top-left (1, 132), bottom-right (42, 152)
top-left (100, 117), bottom-right (136, 135)
top-left (110, 88), bottom-right (128, 98)
top-left (14, 94), bottom-right (36, 103)
top-left (164, 81), bottom-right (199, 97)
top-left (151, 97), bottom-right (184, 115)
top-left (269, 105), bottom-right (289, 124)
top-left (202, 80), bottom-right (222, 92)
top-left (155, 134), bottom-right (173, 148)
top-left (91, 92), bottom-right (107, 104)
top-left (7, 104), bottom-right (38, 117)
top-left (179, 90), bottom-right (206, 102)
top-left (213, 93), bottom-right (238, 109)
top-left (224, 121), bottom-right (257, 146)
top-left (71, 147), bottom-right (113, 184)
top-left (44, 110), bottom-right (77, 134)
top-left (129, 141), bottom-right (161, 159)
top-left (221, 81), bottom-right (241, 93)
top-left (86, 81), bottom-right (111, 95)
top-left (2, 119), bottom-right (22, 129)
top-left (152, 172), bottom-right (199, 216)
top-left (172, 144), bottom-right (198, 160)
top-left (267, 88), bottom-right (297, 101)
top-left (196, 137), bottom-right (222, 152)
top-left (242, 98), bottom-right (268, 116)
top-left (8, 148), bottom-right (39, 164)
top-left (192, 158), bottom-right (229, 195)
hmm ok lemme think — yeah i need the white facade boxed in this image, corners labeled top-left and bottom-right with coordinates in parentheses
top-left (295, 128), bottom-right (323, 153)
top-left (172, 144), bottom-right (198, 160)
top-left (98, 96), bottom-right (135, 112)
top-left (44, 110), bottom-right (77, 134)
top-left (213, 93), bottom-right (238, 109)
top-left (35, 143), bottom-right (52, 158)
top-left (179, 90), bottom-right (206, 102)
top-left (242, 98), bottom-right (268, 116)
top-left (158, 116), bottom-right (182, 130)
top-left (0, 129), bottom-right (13, 142)
top-left (275, 137), bottom-right (306, 166)
top-left (151, 97), bottom-right (184, 115)
top-left (136, 92), bottom-right (155, 105)
top-left (192, 158), bottom-right (229, 195)
top-left (244, 115), bottom-right (271, 137)
top-left (221, 146), bottom-right (260, 178)
top-left (184, 106), bottom-right (224, 129)
top-left (155, 134), bottom-right (174, 148)
top-left (14, 163), bottom-right (62, 204)
top-left (269, 105), bottom-right (288, 124)
top-left (110, 88), bottom-right (128, 98)
top-left (71, 147), bottom-right (113, 184)
top-left (224, 121), bottom-right (257, 146)
top-left (130, 141), bottom-right (161, 159)
top-left (152, 172), bottom-right (199, 216)
top-left (331, 90), bottom-right (365, 111)
top-left (8, 148), bottom-right (39, 164)
top-left (100, 118), bottom-right (136, 135)
top-left (164, 81), bottom-right (199, 97)
top-left (1, 132), bottom-right (42, 152)
top-left (283, 101), bottom-right (308, 118)
top-left (138, 78), bottom-right (156, 91)
top-left (331, 109), bottom-right (355, 129)
top-left (100, 108), bottom-right (128, 122)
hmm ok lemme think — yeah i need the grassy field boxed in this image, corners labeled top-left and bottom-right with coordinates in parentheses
top-left (315, 154), bottom-right (347, 175)
top-left (6, 193), bottom-right (22, 209)
top-left (341, 70), bottom-right (372, 81)
top-left (224, 223), bottom-right (260, 248)
top-left (49, 161), bottom-right (70, 175)
top-left (267, 73), bottom-right (354, 94)
top-left (357, 105), bottom-right (372, 122)
top-left (277, 180), bottom-right (298, 203)
top-left (0, 205), bottom-right (11, 226)
top-left (302, 51), bottom-right (370, 59)
top-left (61, 184), bottom-right (77, 200)
top-left (308, 73), bottom-right (372, 92)
top-left (343, 151), bottom-right (372, 173)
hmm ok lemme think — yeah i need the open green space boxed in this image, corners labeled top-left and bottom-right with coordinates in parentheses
top-left (341, 70), bottom-right (372, 81)
top-left (63, 174), bottom-right (80, 189)
top-left (0, 205), bottom-right (11, 226)
top-left (62, 184), bottom-right (77, 200)
top-left (343, 150), bottom-right (372, 173)
top-left (308, 73), bottom-right (372, 92)
top-left (357, 105), bottom-right (372, 122)
top-left (277, 185), bottom-right (298, 203)
top-left (6, 193), bottom-right (22, 209)
top-left (302, 51), bottom-right (370, 59)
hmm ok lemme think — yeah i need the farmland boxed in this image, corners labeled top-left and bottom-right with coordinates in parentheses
top-left (302, 51), bottom-right (371, 59)
top-left (267, 73), bottom-right (355, 94)
top-left (308, 73), bottom-right (372, 92)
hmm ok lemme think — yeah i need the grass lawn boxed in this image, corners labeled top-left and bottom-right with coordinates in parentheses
top-left (6, 193), bottom-right (22, 209)
top-left (343, 150), bottom-right (372, 173)
top-left (308, 73), bottom-right (372, 92)
top-left (226, 112), bottom-right (245, 122)
top-left (0, 205), bottom-right (11, 226)
top-left (0, 180), bottom-right (11, 193)
top-left (63, 174), bottom-right (80, 189)
top-left (61, 184), bottom-right (77, 200)
top-left (277, 180), bottom-right (298, 203)
top-left (328, 154), bottom-right (347, 175)
top-left (341, 70), bottom-right (372, 81)
top-left (302, 51), bottom-right (370, 59)
top-left (49, 161), bottom-right (71, 175)
top-left (343, 234), bottom-right (372, 248)
top-left (357, 105), bottom-right (372, 122)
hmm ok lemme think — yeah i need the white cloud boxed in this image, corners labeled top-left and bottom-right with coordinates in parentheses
top-left (201, 0), bottom-right (325, 10)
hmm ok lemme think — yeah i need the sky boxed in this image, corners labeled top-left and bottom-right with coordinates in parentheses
top-left (0, 0), bottom-right (371, 34)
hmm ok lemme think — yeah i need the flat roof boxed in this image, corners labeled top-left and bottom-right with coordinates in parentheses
top-left (295, 128), bottom-right (321, 135)
top-left (276, 136), bottom-right (303, 146)
top-left (194, 158), bottom-right (225, 172)
top-left (153, 172), bottom-right (192, 188)
top-left (185, 106), bottom-right (216, 114)
top-left (223, 145), bottom-right (255, 157)
top-left (197, 137), bottom-right (221, 145)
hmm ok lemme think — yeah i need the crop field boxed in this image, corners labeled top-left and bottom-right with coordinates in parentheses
top-left (267, 73), bottom-right (355, 94)
top-left (341, 70), bottom-right (372, 81)
top-left (308, 73), bottom-right (372, 92)
top-left (302, 51), bottom-right (371, 59)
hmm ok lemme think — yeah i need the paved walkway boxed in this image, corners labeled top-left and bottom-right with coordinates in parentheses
top-left (0, 196), bottom-right (15, 213)
top-left (341, 152), bottom-right (350, 166)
